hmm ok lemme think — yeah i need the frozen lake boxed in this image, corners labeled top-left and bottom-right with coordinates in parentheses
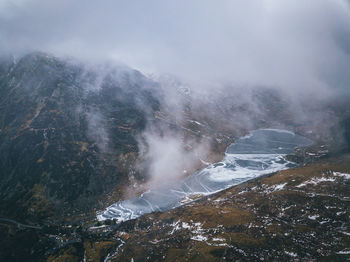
top-left (97, 129), bottom-right (313, 222)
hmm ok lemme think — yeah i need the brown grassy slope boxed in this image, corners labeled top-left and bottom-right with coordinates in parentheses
top-left (110, 155), bottom-right (350, 261)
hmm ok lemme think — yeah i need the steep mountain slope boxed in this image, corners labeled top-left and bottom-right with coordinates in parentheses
top-left (0, 53), bottom-right (159, 222)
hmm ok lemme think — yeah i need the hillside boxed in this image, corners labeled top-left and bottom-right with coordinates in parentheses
top-left (0, 52), bottom-right (159, 222)
top-left (46, 154), bottom-right (350, 261)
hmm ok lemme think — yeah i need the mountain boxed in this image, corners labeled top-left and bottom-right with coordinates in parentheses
top-left (1, 52), bottom-right (350, 262)
top-left (0, 52), bottom-right (159, 222)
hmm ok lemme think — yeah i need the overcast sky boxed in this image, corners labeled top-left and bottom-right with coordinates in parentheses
top-left (1, 0), bottom-right (350, 95)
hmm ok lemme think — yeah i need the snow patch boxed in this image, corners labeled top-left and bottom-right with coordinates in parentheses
top-left (284, 251), bottom-right (297, 257)
top-left (308, 215), bottom-right (319, 220)
top-left (182, 222), bottom-right (191, 229)
top-left (213, 198), bottom-right (227, 202)
top-left (337, 250), bottom-right (350, 255)
top-left (333, 172), bottom-right (350, 180)
top-left (169, 220), bottom-right (181, 235)
top-left (212, 237), bottom-right (225, 242)
top-left (296, 176), bottom-right (335, 188)
top-left (191, 235), bottom-right (208, 242)
top-left (272, 183), bottom-right (287, 191)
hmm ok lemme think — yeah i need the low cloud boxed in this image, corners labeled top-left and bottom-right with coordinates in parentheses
top-left (137, 128), bottom-right (210, 187)
top-left (1, 0), bottom-right (350, 97)
top-left (2, 0), bottom-right (350, 186)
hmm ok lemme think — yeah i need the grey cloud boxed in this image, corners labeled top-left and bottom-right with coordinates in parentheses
top-left (137, 127), bottom-right (211, 187)
top-left (2, 0), bottom-right (350, 189)
top-left (1, 0), bottom-right (350, 97)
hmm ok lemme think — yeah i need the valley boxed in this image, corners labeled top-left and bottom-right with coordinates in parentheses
top-left (0, 53), bottom-right (349, 262)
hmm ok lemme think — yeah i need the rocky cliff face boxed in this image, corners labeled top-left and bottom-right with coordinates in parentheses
top-left (0, 52), bottom-right (159, 222)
